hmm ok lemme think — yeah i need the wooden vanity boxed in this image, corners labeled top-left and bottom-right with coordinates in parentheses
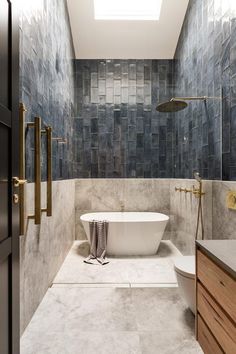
top-left (196, 240), bottom-right (236, 354)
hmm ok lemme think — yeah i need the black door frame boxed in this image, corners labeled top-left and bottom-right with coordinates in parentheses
top-left (0, 1), bottom-right (20, 353)
top-left (11, 1), bottom-right (20, 353)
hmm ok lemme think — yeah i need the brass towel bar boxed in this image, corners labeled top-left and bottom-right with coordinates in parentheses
top-left (27, 117), bottom-right (42, 225)
top-left (41, 126), bottom-right (52, 217)
top-left (19, 103), bottom-right (53, 231)
top-left (52, 137), bottom-right (67, 144)
top-left (19, 103), bottom-right (27, 234)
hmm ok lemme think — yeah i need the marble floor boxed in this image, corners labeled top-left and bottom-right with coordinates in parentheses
top-left (21, 241), bottom-right (203, 353)
top-left (53, 240), bottom-right (181, 287)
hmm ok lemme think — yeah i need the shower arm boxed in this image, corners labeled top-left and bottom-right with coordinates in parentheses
top-left (171, 96), bottom-right (208, 102)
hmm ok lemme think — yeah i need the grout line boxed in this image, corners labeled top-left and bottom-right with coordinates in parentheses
top-left (52, 281), bottom-right (178, 284)
top-left (51, 282), bottom-right (178, 289)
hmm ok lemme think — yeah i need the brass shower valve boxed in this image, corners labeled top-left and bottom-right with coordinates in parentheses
top-left (192, 186), bottom-right (205, 198)
top-left (175, 187), bottom-right (192, 193)
top-left (175, 186), bottom-right (205, 197)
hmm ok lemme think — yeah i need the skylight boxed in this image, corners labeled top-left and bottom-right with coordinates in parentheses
top-left (94, 0), bottom-right (163, 21)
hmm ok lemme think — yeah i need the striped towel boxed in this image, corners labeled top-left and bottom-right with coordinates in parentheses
top-left (84, 220), bottom-right (109, 265)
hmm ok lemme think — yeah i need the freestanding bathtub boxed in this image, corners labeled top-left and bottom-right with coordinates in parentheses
top-left (80, 212), bottom-right (169, 256)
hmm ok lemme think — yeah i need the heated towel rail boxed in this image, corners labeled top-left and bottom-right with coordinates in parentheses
top-left (19, 103), bottom-right (53, 232)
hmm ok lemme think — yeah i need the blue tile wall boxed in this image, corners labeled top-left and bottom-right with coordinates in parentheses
top-left (19, 0), bottom-right (236, 181)
top-left (174, 0), bottom-right (236, 181)
top-left (19, 0), bottom-right (75, 181)
top-left (74, 60), bottom-right (174, 178)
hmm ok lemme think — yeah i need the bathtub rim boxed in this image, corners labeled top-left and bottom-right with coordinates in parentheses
top-left (80, 211), bottom-right (169, 223)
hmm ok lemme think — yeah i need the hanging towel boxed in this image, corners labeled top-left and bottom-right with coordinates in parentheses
top-left (84, 220), bottom-right (109, 265)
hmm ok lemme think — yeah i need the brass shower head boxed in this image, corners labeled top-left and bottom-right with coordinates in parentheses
top-left (156, 99), bottom-right (188, 112)
top-left (156, 96), bottom-right (208, 113)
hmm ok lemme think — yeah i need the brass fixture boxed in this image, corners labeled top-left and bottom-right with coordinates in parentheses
top-left (13, 194), bottom-right (19, 204)
top-left (175, 187), bottom-right (192, 193)
top-left (13, 177), bottom-right (27, 188)
top-left (175, 185), bottom-right (205, 198)
top-left (156, 96), bottom-right (209, 112)
top-left (41, 126), bottom-right (52, 217)
top-left (19, 103), bottom-right (28, 234)
top-left (194, 172), bottom-right (204, 240)
top-left (192, 185), bottom-right (205, 198)
top-left (175, 172), bottom-right (205, 240)
top-left (27, 117), bottom-right (42, 225)
top-left (226, 191), bottom-right (236, 210)
top-left (19, 106), bottom-right (53, 229)
top-left (52, 137), bottom-right (67, 144)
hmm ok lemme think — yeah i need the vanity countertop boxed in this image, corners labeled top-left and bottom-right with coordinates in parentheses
top-left (196, 240), bottom-right (236, 279)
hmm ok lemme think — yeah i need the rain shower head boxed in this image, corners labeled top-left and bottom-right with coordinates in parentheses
top-left (194, 172), bottom-right (202, 182)
top-left (156, 96), bottom-right (208, 113)
top-left (156, 99), bottom-right (188, 113)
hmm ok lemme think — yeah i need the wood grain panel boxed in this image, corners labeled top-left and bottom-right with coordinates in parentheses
top-left (197, 314), bottom-right (223, 354)
top-left (197, 249), bottom-right (236, 322)
top-left (198, 282), bottom-right (236, 354)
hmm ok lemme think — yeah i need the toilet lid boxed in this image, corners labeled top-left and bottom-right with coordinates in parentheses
top-left (174, 256), bottom-right (195, 279)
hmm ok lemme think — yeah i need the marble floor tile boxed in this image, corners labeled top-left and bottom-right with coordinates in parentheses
top-left (131, 288), bottom-right (195, 332)
top-left (53, 240), bottom-right (180, 286)
top-left (21, 287), bottom-right (136, 335)
top-left (21, 240), bottom-right (203, 354)
top-left (139, 330), bottom-right (202, 354)
top-left (21, 331), bottom-right (142, 354)
top-left (21, 287), bottom-right (202, 354)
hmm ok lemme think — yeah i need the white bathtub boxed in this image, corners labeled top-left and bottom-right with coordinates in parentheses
top-left (80, 212), bottom-right (169, 256)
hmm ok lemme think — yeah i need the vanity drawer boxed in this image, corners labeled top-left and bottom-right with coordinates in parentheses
top-left (197, 282), bottom-right (236, 354)
top-left (197, 315), bottom-right (223, 354)
top-left (197, 250), bottom-right (236, 322)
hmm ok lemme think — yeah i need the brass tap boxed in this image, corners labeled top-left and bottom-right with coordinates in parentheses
top-left (120, 201), bottom-right (125, 212)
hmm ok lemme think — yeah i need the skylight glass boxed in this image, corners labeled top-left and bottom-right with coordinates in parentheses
top-left (94, 0), bottom-right (163, 20)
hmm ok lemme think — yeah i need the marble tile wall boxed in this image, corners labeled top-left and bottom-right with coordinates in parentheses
top-left (76, 178), bottom-right (236, 254)
top-left (20, 179), bottom-right (75, 335)
top-left (75, 179), bottom-right (171, 240)
top-left (19, 0), bottom-right (76, 181)
top-left (212, 180), bottom-right (236, 239)
top-left (174, 0), bottom-right (236, 181)
top-left (74, 60), bottom-right (174, 178)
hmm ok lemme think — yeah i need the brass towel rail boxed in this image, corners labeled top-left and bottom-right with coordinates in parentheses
top-left (52, 137), bottom-right (67, 144)
top-left (19, 104), bottom-right (53, 231)
top-left (19, 103), bottom-right (27, 234)
top-left (41, 126), bottom-right (52, 217)
top-left (27, 117), bottom-right (42, 225)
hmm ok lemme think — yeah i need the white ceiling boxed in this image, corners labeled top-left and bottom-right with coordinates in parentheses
top-left (67, 0), bottom-right (189, 59)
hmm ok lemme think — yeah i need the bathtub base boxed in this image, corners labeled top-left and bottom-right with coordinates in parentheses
top-left (106, 225), bottom-right (164, 256)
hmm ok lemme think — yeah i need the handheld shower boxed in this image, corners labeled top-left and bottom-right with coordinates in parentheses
top-left (194, 171), bottom-right (202, 182)
top-left (194, 172), bottom-right (204, 240)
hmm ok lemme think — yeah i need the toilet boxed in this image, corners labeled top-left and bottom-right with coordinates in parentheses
top-left (174, 256), bottom-right (196, 314)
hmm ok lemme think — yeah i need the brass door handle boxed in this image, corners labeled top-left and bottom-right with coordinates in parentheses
top-left (13, 177), bottom-right (27, 187)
